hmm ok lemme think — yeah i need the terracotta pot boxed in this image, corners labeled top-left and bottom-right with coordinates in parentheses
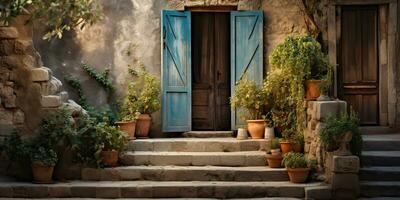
top-left (115, 121), bottom-right (136, 140)
top-left (101, 150), bottom-right (119, 167)
top-left (266, 154), bottom-right (283, 168)
top-left (270, 149), bottom-right (281, 156)
top-left (31, 161), bottom-right (55, 183)
top-left (292, 143), bottom-right (302, 153)
top-left (287, 168), bottom-right (310, 183)
top-left (136, 114), bottom-right (152, 138)
top-left (280, 141), bottom-right (293, 154)
top-left (305, 80), bottom-right (322, 101)
top-left (246, 119), bottom-right (266, 139)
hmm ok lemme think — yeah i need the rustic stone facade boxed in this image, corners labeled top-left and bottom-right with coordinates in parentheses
top-left (167, 0), bottom-right (261, 10)
top-left (0, 15), bottom-right (75, 137)
top-left (304, 100), bottom-right (347, 172)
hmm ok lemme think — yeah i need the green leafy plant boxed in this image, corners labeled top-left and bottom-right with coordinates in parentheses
top-left (96, 122), bottom-right (128, 152)
top-left (1, 130), bottom-right (31, 163)
top-left (30, 147), bottom-right (58, 166)
top-left (320, 109), bottom-right (362, 157)
top-left (82, 64), bottom-right (115, 92)
top-left (230, 78), bottom-right (271, 120)
top-left (271, 138), bottom-right (280, 149)
top-left (64, 75), bottom-right (89, 109)
top-left (282, 152), bottom-right (313, 168)
top-left (0, 0), bottom-right (103, 40)
top-left (123, 67), bottom-right (161, 116)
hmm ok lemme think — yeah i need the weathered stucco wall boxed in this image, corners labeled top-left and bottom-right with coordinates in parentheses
top-left (33, 0), bottom-right (330, 136)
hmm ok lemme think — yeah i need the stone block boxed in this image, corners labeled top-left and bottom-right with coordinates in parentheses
top-left (0, 108), bottom-right (13, 125)
top-left (245, 154), bottom-right (265, 166)
top-left (96, 187), bottom-right (121, 198)
top-left (0, 186), bottom-right (13, 197)
top-left (277, 186), bottom-right (304, 198)
top-left (13, 109), bottom-right (25, 124)
top-left (332, 156), bottom-right (359, 173)
top-left (332, 173), bottom-right (359, 192)
top-left (13, 185), bottom-right (49, 198)
top-left (41, 95), bottom-right (62, 108)
top-left (31, 67), bottom-right (51, 82)
top-left (40, 77), bottom-right (62, 95)
top-left (0, 40), bottom-right (15, 56)
top-left (70, 187), bottom-right (96, 198)
top-left (218, 0), bottom-right (239, 6)
top-left (192, 154), bottom-right (220, 166)
top-left (118, 168), bottom-right (141, 180)
top-left (100, 168), bottom-right (121, 181)
top-left (205, 0), bottom-right (218, 5)
top-left (168, 0), bottom-right (185, 10)
top-left (220, 155), bottom-right (245, 166)
top-left (48, 186), bottom-right (71, 197)
top-left (316, 101), bottom-right (347, 121)
top-left (305, 185), bottom-right (332, 200)
top-left (152, 185), bottom-right (180, 198)
top-left (60, 91), bottom-right (69, 103)
top-left (0, 27), bottom-right (18, 39)
top-left (185, 0), bottom-right (205, 7)
top-left (81, 168), bottom-right (101, 181)
top-left (14, 39), bottom-right (33, 55)
top-left (238, 0), bottom-right (261, 10)
top-left (3, 94), bottom-right (16, 108)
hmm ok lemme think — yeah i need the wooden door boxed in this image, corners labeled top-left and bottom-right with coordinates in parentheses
top-left (192, 13), bottom-right (231, 131)
top-left (161, 10), bottom-right (192, 132)
top-left (339, 6), bottom-right (379, 125)
top-left (230, 11), bottom-right (263, 129)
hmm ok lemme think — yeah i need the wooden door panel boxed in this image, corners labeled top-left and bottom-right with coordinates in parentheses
top-left (339, 6), bottom-right (379, 125)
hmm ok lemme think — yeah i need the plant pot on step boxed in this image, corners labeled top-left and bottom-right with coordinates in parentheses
top-left (280, 141), bottom-right (293, 154)
top-left (136, 114), bottom-right (152, 138)
top-left (266, 153), bottom-right (283, 168)
top-left (246, 119), bottom-right (265, 139)
top-left (115, 121), bottom-right (136, 140)
top-left (305, 80), bottom-right (321, 101)
top-left (101, 150), bottom-right (119, 167)
top-left (31, 161), bottom-right (55, 183)
top-left (287, 168), bottom-right (310, 183)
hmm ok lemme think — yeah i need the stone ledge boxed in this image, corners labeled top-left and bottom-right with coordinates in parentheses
top-left (41, 95), bottom-right (62, 108)
top-left (31, 67), bottom-right (51, 82)
top-left (0, 27), bottom-right (18, 39)
top-left (305, 185), bottom-right (332, 200)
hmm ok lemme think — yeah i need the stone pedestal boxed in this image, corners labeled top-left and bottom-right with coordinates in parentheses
top-left (331, 155), bottom-right (360, 200)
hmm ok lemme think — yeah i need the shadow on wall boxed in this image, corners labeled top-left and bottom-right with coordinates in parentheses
top-left (33, 0), bottom-right (169, 137)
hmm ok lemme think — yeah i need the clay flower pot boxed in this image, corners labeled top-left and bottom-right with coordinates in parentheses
top-left (136, 114), bottom-right (152, 139)
top-left (115, 120), bottom-right (136, 140)
top-left (31, 161), bottom-right (55, 183)
top-left (101, 150), bottom-right (119, 167)
top-left (305, 80), bottom-right (321, 101)
top-left (246, 119), bottom-right (266, 139)
top-left (287, 168), bottom-right (310, 183)
top-left (266, 153), bottom-right (283, 168)
top-left (280, 141), bottom-right (293, 154)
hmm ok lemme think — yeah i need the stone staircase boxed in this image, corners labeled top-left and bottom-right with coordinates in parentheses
top-left (0, 133), bottom-right (328, 199)
top-left (360, 134), bottom-right (400, 197)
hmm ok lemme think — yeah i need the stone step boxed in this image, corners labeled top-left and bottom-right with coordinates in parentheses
top-left (183, 131), bottom-right (234, 138)
top-left (360, 181), bottom-right (400, 197)
top-left (363, 134), bottom-right (400, 151)
top-left (0, 180), bottom-right (323, 198)
top-left (81, 166), bottom-right (289, 182)
top-left (128, 138), bottom-right (268, 152)
top-left (362, 151), bottom-right (400, 166)
top-left (121, 151), bottom-right (266, 166)
top-left (360, 167), bottom-right (400, 181)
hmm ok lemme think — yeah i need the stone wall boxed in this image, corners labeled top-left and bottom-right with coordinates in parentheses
top-left (304, 100), bottom-right (347, 173)
top-left (0, 15), bottom-right (71, 137)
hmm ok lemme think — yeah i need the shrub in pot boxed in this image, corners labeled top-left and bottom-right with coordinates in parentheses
top-left (320, 109), bottom-right (362, 157)
top-left (266, 138), bottom-right (282, 168)
top-left (30, 147), bottom-right (58, 183)
top-left (117, 87), bottom-right (141, 140)
top-left (96, 122), bottom-right (128, 167)
top-left (126, 67), bottom-right (161, 138)
top-left (230, 79), bottom-right (271, 139)
top-left (282, 152), bottom-right (313, 183)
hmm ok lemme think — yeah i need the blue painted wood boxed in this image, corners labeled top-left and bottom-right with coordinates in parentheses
top-left (161, 10), bottom-right (192, 132)
top-left (230, 11), bottom-right (264, 130)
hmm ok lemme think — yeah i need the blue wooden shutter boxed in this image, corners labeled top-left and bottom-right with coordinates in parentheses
top-left (231, 11), bottom-right (264, 129)
top-left (161, 10), bottom-right (192, 132)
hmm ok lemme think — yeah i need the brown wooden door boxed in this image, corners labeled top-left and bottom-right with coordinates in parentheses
top-left (192, 13), bottom-right (231, 130)
top-left (339, 6), bottom-right (379, 125)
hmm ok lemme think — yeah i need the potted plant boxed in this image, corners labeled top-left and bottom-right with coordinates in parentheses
top-left (282, 152), bottom-right (312, 183)
top-left (127, 67), bottom-right (161, 138)
top-left (266, 138), bottom-right (282, 168)
top-left (263, 114), bottom-right (275, 139)
top-left (230, 79), bottom-right (270, 139)
top-left (320, 109), bottom-right (362, 156)
top-left (116, 85), bottom-right (141, 140)
top-left (30, 147), bottom-right (58, 183)
top-left (96, 122), bottom-right (128, 167)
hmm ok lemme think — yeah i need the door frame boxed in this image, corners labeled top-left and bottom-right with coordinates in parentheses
top-left (328, 0), bottom-right (398, 126)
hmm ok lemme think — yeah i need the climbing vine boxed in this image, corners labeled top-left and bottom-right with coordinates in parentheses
top-left (82, 64), bottom-right (115, 92)
top-left (64, 75), bottom-right (88, 109)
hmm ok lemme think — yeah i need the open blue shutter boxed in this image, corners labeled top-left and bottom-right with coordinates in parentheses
top-left (161, 10), bottom-right (192, 132)
top-left (231, 11), bottom-right (264, 130)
